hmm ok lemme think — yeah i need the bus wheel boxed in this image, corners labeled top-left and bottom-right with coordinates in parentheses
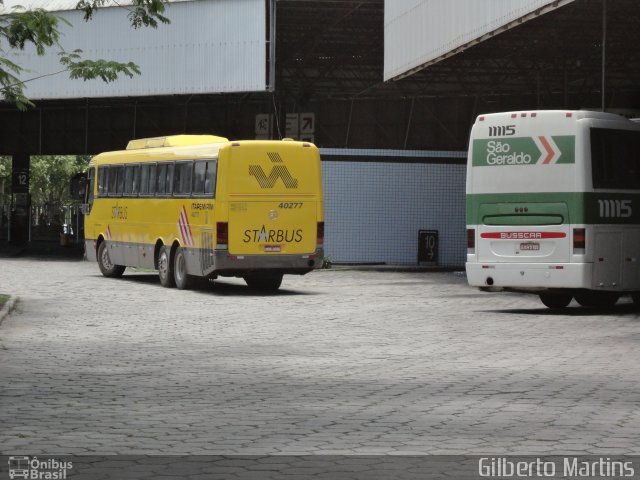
top-left (174, 247), bottom-right (194, 290)
top-left (97, 241), bottom-right (125, 278)
top-left (575, 292), bottom-right (619, 308)
top-left (539, 293), bottom-right (572, 309)
top-left (244, 274), bottom-right (283, 291)
top-left (632, 292), bottom-right (640, 308)
top-left (157, 246), bottom-right (176, 288)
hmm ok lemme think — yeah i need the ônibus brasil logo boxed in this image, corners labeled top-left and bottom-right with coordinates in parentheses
top-left (8, 456), bottom-right (73, 479)
top-left (472, 135), bottom-right (575, 167)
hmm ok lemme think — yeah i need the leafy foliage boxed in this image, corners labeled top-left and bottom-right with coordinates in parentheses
top-left (5, 7), bottom-right (67, 53)
top-left (0, 156), bottom-right (10, 202)
top-left (0, 0), bottom-right (169, 110)
top-left (29, 155), bottom-right (89, 205)
top-left (60, 50), bottom-right (141, 83)
top-left (76, 0), bottom-right (169, 29)
top-left (0, 155), bottom-right (88, 205)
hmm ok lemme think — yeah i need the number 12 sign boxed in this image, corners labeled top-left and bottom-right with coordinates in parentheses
top-left (12, 169), bottom-right (29, 193)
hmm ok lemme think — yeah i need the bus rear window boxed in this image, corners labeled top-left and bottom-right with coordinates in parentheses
top-left (591, 128), bottom-right (640, 189)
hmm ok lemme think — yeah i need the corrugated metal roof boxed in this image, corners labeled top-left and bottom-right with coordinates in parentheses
top-left (384, 0), bottom-right (576, 81)
top-left (0, 0), bottom-right (190, 14)
top-left (1, 0), bottom-right (267, 99)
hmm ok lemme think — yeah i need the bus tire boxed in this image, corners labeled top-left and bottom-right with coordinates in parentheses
top-left (575, 291), bottom-right (619, 308)
top-left (174, 246), bottom-right (194, 290)
top-left (244, 274), bottom-right (283, 291)
top-left (539, 293), bottom-right (572, 309)
top-left (632, 292), bottom-right (640, 308)
top-left (97, 241), bottom-right (125, 278)
top-left (157, 246), bottom-right (176, 288)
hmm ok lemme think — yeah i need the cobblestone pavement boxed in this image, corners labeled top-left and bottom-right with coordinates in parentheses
top-left (0, 257), bottom-right (639, 456)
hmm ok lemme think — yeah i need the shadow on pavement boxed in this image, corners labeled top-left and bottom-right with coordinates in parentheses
top-left (109, 273), bottom-right (320, 297)
top-left (482, 303), bottom-right (640, 317)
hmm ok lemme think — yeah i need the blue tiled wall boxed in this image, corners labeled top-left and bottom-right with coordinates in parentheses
top-left (321, 153), bottom-right (466, 267)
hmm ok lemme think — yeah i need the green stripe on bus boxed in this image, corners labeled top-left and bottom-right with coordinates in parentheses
top-left (471, 135), bottom-right (575, 167)
top-left (467, 192), bottom-right (640, 225)
top-left (553, 135), bottom-right (575, 164)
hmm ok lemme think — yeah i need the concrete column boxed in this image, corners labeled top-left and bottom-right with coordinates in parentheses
top-left (10, 154), bottom-right (30, 245)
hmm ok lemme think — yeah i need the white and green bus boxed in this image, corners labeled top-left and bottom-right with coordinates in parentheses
top-left (466, 110), bottom-right (640, 309)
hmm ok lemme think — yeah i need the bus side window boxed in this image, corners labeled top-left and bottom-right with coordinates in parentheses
top-left (157, 163), bottom-right (167, 195)
top-left (591, 128), bottom-right (640, 189)
top-left (193, 161), bottom-right (206, 195)
top-left (124, 165), bottom-right (136, 196)
top-left (148, 164), bottom-right (157, 195)
top-left (173, 162), bottom-right (193, 197)
top-left (140, 164), bottom-right (149, 195)
top-left (98, 166), bottom-right (108, 197)
top-left (165, 163), bottom-right (174, 195)
top-left (132, 165), bottom-right (141, 195)
top-left (108, 166), bottom-right (118, 196)
top-left (115, 166), bottom-right (125, 196)
top-left (205, 160), bottom-right (217, 197)
top-left (85, 167), bottom-right (95, 209)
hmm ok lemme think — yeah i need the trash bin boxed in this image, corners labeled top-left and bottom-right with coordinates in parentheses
top-left (60, 232), bottom-right (71, 246)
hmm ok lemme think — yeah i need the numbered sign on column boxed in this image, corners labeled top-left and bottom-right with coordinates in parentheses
top-left (12, 169), bottom-right (29, 194)
top-left (418, 230), bottom-right (439, 264)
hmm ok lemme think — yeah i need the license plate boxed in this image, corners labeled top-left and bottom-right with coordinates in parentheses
top-left (264, 245), bottom-right (281, 252)
top-left (519, 242), bottom-right (540, 251)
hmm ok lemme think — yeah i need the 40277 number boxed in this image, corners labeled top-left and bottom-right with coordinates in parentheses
top-left (279, 202), bottom-right (303, 209)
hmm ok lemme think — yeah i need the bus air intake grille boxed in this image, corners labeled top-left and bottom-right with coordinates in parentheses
top-left (200, 229), bottom-right (215, 273)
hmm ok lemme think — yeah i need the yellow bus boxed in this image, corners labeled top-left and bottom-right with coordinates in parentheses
top-left (83, 135), bottom-right (324, 291)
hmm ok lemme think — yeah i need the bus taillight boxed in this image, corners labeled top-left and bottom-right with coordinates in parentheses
top-left (573, 228), bottom-right (585, 252)
top-left (216, 222), bottom-right (228, 248)
top-left (317, 222), bottom-right (324, 246)
top-left (467, 228), bottom-right (475, 252)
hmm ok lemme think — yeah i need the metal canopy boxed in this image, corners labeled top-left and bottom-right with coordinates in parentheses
top-left (1, 0), bottom-right (639, 155)
top-left (276, 0), bottom-right (640, 109)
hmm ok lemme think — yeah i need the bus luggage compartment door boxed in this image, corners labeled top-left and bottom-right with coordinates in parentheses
top-left (228, 200), bottom-right (317, 255)
top-left (593, 231), bottom-right (622, 289)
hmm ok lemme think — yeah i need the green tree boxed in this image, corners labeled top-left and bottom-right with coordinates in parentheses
top-left (0, 155), bottom-right (10, 203)
top-left (0, 0), bottom-right (169, 110)
top-left (29, 155), bottom-right (88, 205)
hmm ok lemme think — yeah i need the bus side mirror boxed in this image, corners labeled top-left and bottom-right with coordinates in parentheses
top-left (70, 173), bottom-right (87, 201)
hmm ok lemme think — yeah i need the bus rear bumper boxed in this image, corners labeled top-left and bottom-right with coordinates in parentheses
top-left (206, 248), bottom-right (325, 277)
top-left (465, 262), bottom-right (592, 290)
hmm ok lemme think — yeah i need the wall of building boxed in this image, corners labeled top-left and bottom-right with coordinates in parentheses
top-left (321, 149), bottom-right (466, 267)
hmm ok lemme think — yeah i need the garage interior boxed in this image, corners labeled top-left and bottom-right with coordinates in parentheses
top-left (0, 0), bottom-right (638, 154)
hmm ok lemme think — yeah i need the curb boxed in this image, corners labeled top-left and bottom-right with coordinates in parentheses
top-left (0, 296), bottom-right (18, 325)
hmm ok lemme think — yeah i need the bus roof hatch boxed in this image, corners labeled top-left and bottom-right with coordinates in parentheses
top-left (126, 135), bottom-right (229, 150)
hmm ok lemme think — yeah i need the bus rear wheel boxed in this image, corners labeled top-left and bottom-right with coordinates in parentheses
top-left (244, 274), bottom-right (283, 291)
top-left (157, 246), bottom-right (176, 288)
top-left (174, 247), bottom-right (194, 290)
top-left (539, 293), bottom-right (572, 309)
top-left (97, 241), bottom-right (125, 278)
top-left (575, 292), bottom-right (619, 308)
